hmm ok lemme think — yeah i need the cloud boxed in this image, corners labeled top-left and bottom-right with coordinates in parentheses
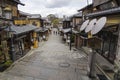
top-left (45, 0), bottom-right (70, 8)
top-left (18, 0), bottom-right (93, 17)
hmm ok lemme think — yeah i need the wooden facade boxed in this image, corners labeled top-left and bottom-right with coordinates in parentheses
top-left (28, 15), bottom-right (43, 48)
top-left (86, 0), bottom-right (120, 64)
top-left (0, 0), bottom-right (24, 19)
top-left (80, 0), bottom-right (120, 79)
top-left (0, 0), bottom-right (38, 64)
top-left (14, 19), bottom-right (29, 25)
top-left (62, 18), bottom-right (71, 43)
top-left (0, 0), bottom-right (24, 66)
top-left (63, 18), bottom-right (71, 29)
top-left (75, 4), bottom-right (93, 49)
top-left (14, 13), bottom-right (44, 48)
top-left (71, 13), bottom-right (83, 49)
top-left (13, 32), bottom-right (33, 59)
top-left (0, 30), bottom-right (9, 63)
top-left (78, 4), bottom-right (93, 20)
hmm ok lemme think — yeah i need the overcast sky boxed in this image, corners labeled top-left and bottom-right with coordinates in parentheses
top-left (18, 0), bottom-right (92, 17)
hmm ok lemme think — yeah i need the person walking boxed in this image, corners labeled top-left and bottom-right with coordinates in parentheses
top-left (56, 31), bottom-right (57, 35)
top-left (53, 31), bottom-right (55, 35)
top-left (43, 35), bottom-right (46, 41)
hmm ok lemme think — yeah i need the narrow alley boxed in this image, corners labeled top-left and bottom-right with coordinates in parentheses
top-left (0, 29), bottom-right (90, 80)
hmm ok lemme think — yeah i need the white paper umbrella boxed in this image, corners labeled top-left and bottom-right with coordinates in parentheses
top-left (91, 17), bottom-right (107, 35)
top-left (85, 19), bottom-right (97, 33)
top-left (80, 20), bottom-right (89, 31)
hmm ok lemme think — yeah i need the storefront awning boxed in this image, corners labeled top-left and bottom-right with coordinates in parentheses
top-left (72, 30), bottom-right (79, 34)
top-left (40, 28), bottom-right (48, 32)
top-left (6, 24), bottom-right (38, 35)
top-left (62, 28), bottom-right (71, 33)
top-left (72, 12), bottom-right (82, 18)
top-left (46, 26), bottom-right (51, 29)
top-left (33, 27), bottom-right (49, 33)
top-left (34, 27), bottom-right (42, 32)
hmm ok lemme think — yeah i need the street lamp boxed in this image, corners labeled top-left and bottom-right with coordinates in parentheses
top-left (8, 28), bottom-right (16, 61)
top-left (4, 7), bottom-right (15, 61)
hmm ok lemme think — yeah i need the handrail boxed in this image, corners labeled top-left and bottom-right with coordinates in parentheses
top-left (96, 64), bottom-right (112, 80)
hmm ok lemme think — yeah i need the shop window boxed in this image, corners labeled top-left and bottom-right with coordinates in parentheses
top-left (4, 11), bottom-right (12, 20)
top-left (14, 41), bottom-right (20, 55)
top-left (96, 26), bottom-right (118, 64)
top-left (32, 22), bottom-right (37, 26)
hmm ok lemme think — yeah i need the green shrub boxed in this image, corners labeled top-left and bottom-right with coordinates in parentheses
top-left (4, 60), bottom-right (12, 67)
top-left (71, 34), bottom-right (75, 43)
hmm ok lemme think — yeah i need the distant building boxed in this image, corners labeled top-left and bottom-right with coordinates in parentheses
top-left (61, 17), bottom-right (71, 43)
top-left (27, 14), bottom-right (42, 27)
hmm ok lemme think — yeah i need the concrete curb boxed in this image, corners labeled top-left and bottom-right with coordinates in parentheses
top-left (4, 49), bottom-right (35, 72)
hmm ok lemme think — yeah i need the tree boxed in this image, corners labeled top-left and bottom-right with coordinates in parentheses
top-left (47, 14), bottom-right (60, 28)
top-left (52, 18), bottom-right (59, 28)
top-left (47, 14), bottom-right (56, 22)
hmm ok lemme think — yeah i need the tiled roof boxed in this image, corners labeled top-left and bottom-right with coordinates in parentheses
top-left (19, 11), bottom-right (31, 16)
top-left (34, 27), bottom-right (42, 32)
top-left (77, 4), bottom-right (93, 12)
top-left (13, 0), bottom-right (24, 5)
top-left (34, 27), bottom-right (48, 32)
top-left (63, 18), bottom-right (71, 21)
top-left (13, 0), bottom-right (20, 3)
top-left (27, 14), bottom-right (41, 19)
top-left (41, 28), bottom-right (48, 32)
top-left (6, 24), bottom-right (38, 35)
top-left (73, 12), bottom-right (82, 18)
top-left (86, 7), bottom-right (120, 17)
top-left (62, 28), bottom-right (71, 33)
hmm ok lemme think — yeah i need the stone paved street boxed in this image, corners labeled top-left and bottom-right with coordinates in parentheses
top-left (0, 32), bottom-right (91, 80)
